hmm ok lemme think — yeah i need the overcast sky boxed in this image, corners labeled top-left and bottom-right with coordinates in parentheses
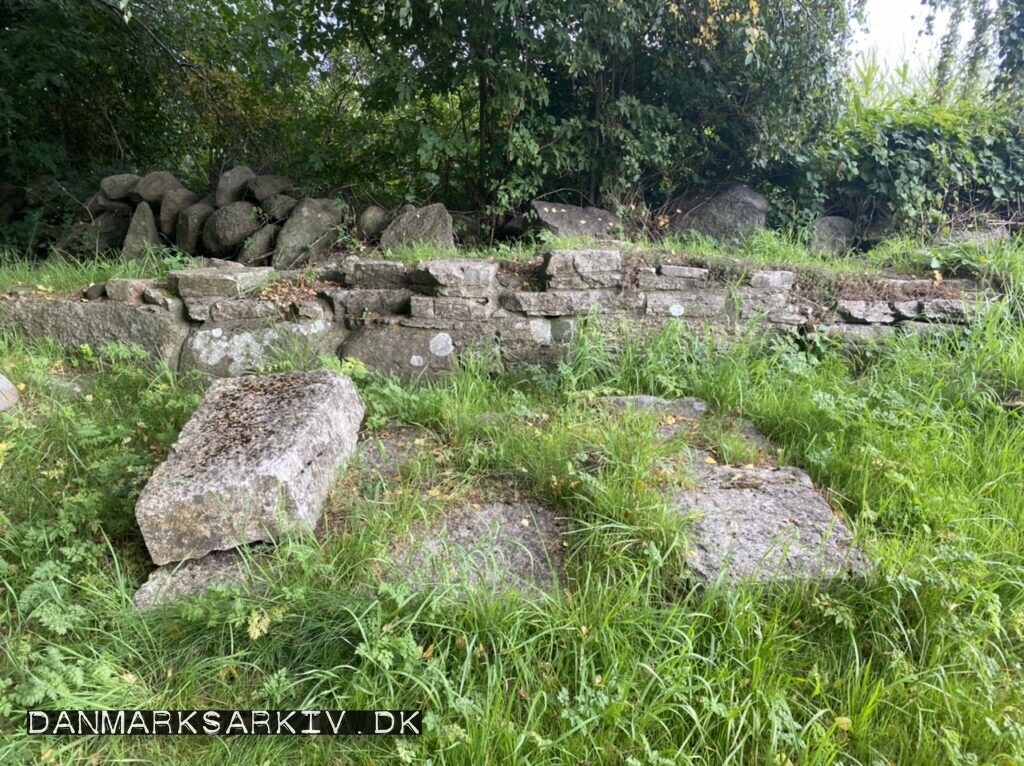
top-left (853, 0), bottom-right (950, 68)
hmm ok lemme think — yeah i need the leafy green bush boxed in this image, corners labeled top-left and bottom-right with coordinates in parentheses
top-left (772, 57), bottom-right (1024, 235)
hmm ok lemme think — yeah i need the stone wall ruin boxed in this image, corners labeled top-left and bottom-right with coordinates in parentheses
top-left (0, 249), bottom-right (990, 379)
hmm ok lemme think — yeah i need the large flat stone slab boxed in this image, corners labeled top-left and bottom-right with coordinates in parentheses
top-left (531, 201), bottom-right (619, 238)
top-left (136, 371), bottom-right (364, 564)
top-left (677, 463), bottom-right (867, 584)
top-left (391, 500), bottom-right (567, 592)
top-left (0, 297), bottom-right (189, 368)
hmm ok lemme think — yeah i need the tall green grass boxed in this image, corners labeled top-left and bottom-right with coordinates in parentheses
top-left (0, 247), bottom-right (191, 293)
top-left (1, 264), bottom-right (1023, 763)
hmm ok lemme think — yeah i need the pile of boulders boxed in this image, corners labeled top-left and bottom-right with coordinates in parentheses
top-left (66, 167), bottom-right (464, 267)
top-left (45, 171), bottom-right (1017, 261)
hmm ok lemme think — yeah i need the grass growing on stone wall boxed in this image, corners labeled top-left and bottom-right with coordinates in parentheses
top-left (363, 229), bottom-right (1024, 294)
top-left (4, 230), bottom-right (1021, 297)
top-left (0, 247), bottom-right (192, 294)
top-left (1, 276), bottom-right (1023, 763)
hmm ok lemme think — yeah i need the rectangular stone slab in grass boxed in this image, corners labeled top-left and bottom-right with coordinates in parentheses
top-left (136, 370), bottom-right (364, 565)
top-left (678, 463), bottom-right (867, 584)
top-left (389, 501), bottom-right (567, 593)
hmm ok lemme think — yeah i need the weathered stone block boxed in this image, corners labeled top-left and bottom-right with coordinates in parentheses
top-left (134, 550), bottom-right (248, 610)
top-left (342, 323), bottom-right (460, 378)
top-left (678, 464), bottom-right (867, 583)
top-left (136, 371), bottom-right (364, 564)
top-left (544, 249), bottom-right (622, 289)
top-left (142, 286), bottom-right (180, 311)
top-left (183, 299), bottom-right (215, 322)
top-left (179, 319), bottom-right (346, 377)
top-left (502, 289), bottom-right (644, 316)
top-left (819, 324), bottom-right (898, 345)
top-left (321, 287), bottom-right (411, 318)
top-left (208, 299), bottom-right (283, 324)
top-left (343, 259), bottom-right (409, 289)
top-left (105, 278), bottom-right (154, 304)
top-left (645, 290), bottom-right (728, 318)
top-left (660, 264), bottom-right (710, 280)
top-left (638, 265), bottom-right (709, 290)
top-left (0, 297), bottom-right (189, 368)
top-left (551, 317), bottom-right (576, 343)
top-left (409, 259), bottom-right (498, 298)
top-left (837, 299), bottom-right (895, 324)
top-left (891, 300), bottom-right (922, 320)
top-left (749, 270), bottom-right (795, 289)
top-left (767, 304), bottom-right (816, 326)
top-left (169, 266), bottom-right (273, 300)
top-left (410, 295), bottom-right (496, 320)
top-left (735, 286), bottom-right (790, 320)
top-left (921, 298), bottom-right (973, 323)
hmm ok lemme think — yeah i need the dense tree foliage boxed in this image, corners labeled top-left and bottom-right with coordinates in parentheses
top-left (1, 0), bottom-right (1022, 247)
top-left (1, 2), bottom-right (858, 206)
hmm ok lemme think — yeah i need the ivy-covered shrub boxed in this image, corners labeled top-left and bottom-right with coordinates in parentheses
top-left (770, 74), bottom-right (1024, 235)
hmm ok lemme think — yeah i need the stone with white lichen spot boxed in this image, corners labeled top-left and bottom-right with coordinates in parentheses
top-left (0, 373), bottom-right (19, 412)
top-left (178, 319), bottom-right (346, 377)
